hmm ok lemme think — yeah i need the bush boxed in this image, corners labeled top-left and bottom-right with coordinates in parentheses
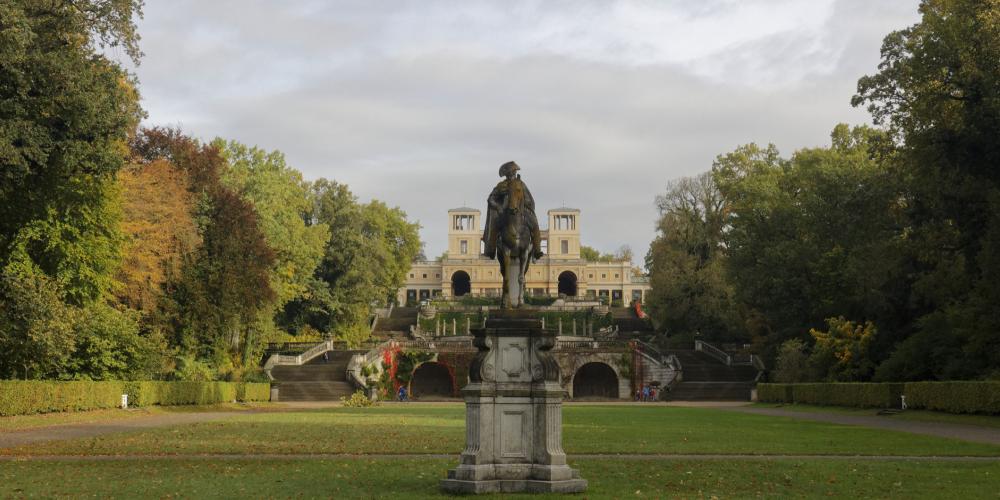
top-left (757, 383), bottom-right (903, 408)
top-left (904, 381), bottom-right (1000, 415)
top-left (0, 380), bottom-right (125, 416)
top-left (340, 390), bottom-right (378, 407)
top-left (0, 380), bottom-right (271, 416)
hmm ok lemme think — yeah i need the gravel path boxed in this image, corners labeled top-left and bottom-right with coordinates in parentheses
top-left (733, 407), bottom-right (1000, 446)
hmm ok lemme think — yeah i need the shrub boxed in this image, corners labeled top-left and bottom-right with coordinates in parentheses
top-left (757, 383), bottom-right (903, 408)
top-left (340, 390), bottom-right (378, 407)
top-left (904, 381), bottom-right (1000, 415)
top-left (0, 380), bottom-right (271, 416)
top-left (757, 383), bottom-right (793, 404)
top-left (0, 380), bottom-right (125, 416)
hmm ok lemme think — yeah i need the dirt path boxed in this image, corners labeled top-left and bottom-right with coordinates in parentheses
top-left (733, 407), bottom-right (1000, 446)
top-left (0, 411), bottom-right (254, 449)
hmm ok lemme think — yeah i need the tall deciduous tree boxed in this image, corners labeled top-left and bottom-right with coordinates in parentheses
top-left (853, 0), bottom-right (1000, 380)
top-left (215, 140), bottom-right (329, 309)
top-left (282, 180), bottom-right (420, 342)
top-left (116, 160), bottom-right (200, 312)
top-left (712, 125), bottom-right (904, 360)
top-left (646, 172), bottom-right (738, 341)
top-left (0, 0), bottom-right (143, 305)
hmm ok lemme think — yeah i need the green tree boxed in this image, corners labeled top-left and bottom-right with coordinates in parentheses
top-left (854, 0), bottom-right (1000, 380)
top-left (0, 269), bottom-right (76, 379)
top-left (66, 302), bottom-right (166, 380)
top-left (283, 180), bottom-right (420, 341)
top-left (712, 126), bottom-right (904, 360)
top-left (0, 1), bottom-right (143, 305)
top-left (646, 172), bottom-right (738, 341)
top-left (215, 140), bottom-right (329, 308)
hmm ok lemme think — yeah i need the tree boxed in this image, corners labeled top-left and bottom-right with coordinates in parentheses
top-left (216, 140), bottom-right (329, 308)
top-left (116, 160), bottom-right (200, 312)
top-left (853, 0), bottom-right (1000, 380)
top-left (282, 180), bottom-right (420, 341)
top-left (712, 126), bottom-right (904, 360)
top-left (0, 269), bottom-right (76, 379)
top-left (0, 1), bottom-right (143, 304)
top-left (646, 172), bottom-right (738, 341)
top-left (808, 317), bottom-right (879, 382)
top-left (131, 129), bottom-right (277, 374)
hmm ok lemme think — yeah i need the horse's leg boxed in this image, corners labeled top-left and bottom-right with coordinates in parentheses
top-left (518, 247), bottom-right (531, 307)
top-left (508, 253), bottom-right (521, 308)
top-left (499, 249), bottom-right (510, 309)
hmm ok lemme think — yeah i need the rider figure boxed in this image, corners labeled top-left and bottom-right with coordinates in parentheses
top-left (482, 161), bottom-right (544, 261)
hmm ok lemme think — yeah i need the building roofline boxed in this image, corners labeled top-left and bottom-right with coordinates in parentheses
top-left (448, 207), bottom-right (481, 213)
top-left (547, 207), bottom-right (580, 213)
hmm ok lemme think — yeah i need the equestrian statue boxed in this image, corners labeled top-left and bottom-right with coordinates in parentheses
top-left (482, 161), bottom-right (545, 309)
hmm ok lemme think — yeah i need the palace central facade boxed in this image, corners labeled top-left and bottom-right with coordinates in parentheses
top-left (398, 207), bottom-right (650, 306)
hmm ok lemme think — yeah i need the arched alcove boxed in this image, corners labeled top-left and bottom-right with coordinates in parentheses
top-left (451, 270), bottom-right (471, 297)
top-left (572, 362), bottom-right (619, 399)
top-left (558, 271), bottom-right (577, 297)
top-left (410, 362), bottom-right (454, 398)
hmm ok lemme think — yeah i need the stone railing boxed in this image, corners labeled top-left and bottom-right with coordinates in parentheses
top-left (346, 339), bottom-right (396, 396)
top-left (262, 340), bottom-right (333, 379)
top-left (695, 339), bottom-right (732, 366)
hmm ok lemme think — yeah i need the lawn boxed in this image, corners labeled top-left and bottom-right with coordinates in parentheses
top-left (1, 457), bottom-right (998, 499)
top-left (3, 404), bottom-right (1000, 498)
top-left (4, 404), bottom-right (998, 457)
top-left (0, 402), bottom-right (273, 433)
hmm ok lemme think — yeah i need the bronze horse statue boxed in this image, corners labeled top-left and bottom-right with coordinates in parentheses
top-left (483, 161), bottom-right (544, 309)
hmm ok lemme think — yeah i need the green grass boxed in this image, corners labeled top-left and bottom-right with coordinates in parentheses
top-left (5, 404), bottom-right (999, 457)
top-left (0, 402), bottom-right (274, 433)
top-left (752, 402), bottom-right (1000, 429)
top-left (1, 457), bottom-right (998, 499)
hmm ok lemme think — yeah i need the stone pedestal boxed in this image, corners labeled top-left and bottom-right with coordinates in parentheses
top-left (441, 311), bottom-right (587, 494)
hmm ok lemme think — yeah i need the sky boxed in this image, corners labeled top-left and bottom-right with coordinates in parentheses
top-left (125, 0), bottom-right (922, 263)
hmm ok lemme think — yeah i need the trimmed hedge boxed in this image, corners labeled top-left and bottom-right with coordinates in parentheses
top-left (0, 380), bottom-right (126, 416)
top-left (758, 382), bottom-right (1000, 414)
top-left (758, 382), bottom-right (903, 409)
top-left (0, 380), bottom-right (270, 416)
top-left (903, 382), bottom-right (1000, 415)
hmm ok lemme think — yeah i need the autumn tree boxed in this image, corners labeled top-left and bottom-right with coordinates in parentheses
top-left (116, 160), bottom-right (200, 312)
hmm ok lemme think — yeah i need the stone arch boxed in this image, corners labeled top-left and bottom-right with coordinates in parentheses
top-left (410, 361), bottom-right (455, 398)
top-left (557, 270), bottom-right (577, 296)
top-left (571, 361), bottom-right (620, 399)
top-left (451, 270), bottom-right (471, 297)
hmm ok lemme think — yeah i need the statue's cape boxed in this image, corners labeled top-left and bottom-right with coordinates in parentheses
top-left (483, 178), bottom-right (537, 258)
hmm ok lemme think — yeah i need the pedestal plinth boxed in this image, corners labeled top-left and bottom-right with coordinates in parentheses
top-left (441, 311), bottom-right (587, 494)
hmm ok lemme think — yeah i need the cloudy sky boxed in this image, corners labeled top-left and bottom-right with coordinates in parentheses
top-left (126, 0), bottom-right (922, 262)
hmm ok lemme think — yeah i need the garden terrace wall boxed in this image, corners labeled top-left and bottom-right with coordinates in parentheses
top-left (0, 380), bottom-right (270, 416)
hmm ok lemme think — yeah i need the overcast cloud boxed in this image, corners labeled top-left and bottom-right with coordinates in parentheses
top-left (127, 0), bottom-right (922, 262)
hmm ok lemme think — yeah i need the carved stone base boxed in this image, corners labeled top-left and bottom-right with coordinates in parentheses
top-left (441, 312), bottom-right (587, 494)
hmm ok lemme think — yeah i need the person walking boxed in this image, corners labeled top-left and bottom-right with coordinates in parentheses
top-left (397, 385), bottom-right (408, 402)
top-left (641, 385), bottom-right (650, 402)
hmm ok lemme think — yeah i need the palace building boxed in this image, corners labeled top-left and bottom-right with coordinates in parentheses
top-left (397, 207), bottom-right (651, 306)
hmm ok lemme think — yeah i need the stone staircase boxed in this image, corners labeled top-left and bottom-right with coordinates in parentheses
top-left (372, 306), bottom-right (418, 339)
top-left (610, 307), bottom-right (653, 333)
top-left (270, 349), bottom-right (365, 401)
top-left (665, 349), bottom-right (758, 401)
